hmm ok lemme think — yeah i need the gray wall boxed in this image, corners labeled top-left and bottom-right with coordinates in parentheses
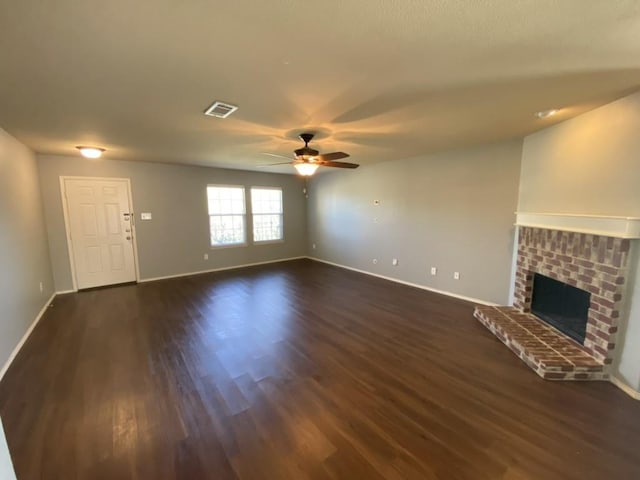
top-left (519, 91), bottom-right (640, 391)
top-left (308, 140), bottom-right (523, 304)
top-left (0, 129), bottom-right (54, 371)
top-left (622, 244), bottom-right (640, 392)
top-left (519, 91), bottom-right (640, 214)
top-left (37, 155), bottom-right (307, 291)
top-left (0, 418), bottom-right (16, 480)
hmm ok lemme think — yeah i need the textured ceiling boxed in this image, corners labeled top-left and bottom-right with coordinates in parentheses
top-left (1, 0), bottom-right (640, 174)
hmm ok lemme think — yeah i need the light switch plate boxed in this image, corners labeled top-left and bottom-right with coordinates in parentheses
top-left (141, 212), bottom-right (152, 220)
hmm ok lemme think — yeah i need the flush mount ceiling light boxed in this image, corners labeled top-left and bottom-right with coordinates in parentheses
top-left (76, 146), bottom-right (105, 159)
top-left (293, 162), bottom-right (320, 176)
top-left (535, 109), bottom-right (559, 119)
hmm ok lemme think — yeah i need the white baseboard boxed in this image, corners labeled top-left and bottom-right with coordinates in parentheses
top-left (307, 257), bottom-right (497, 306)
top-left (0, 292), bottom-right (56, 382)
top-left (139, 256), bottom-right (307, 283)
top-left (610, 376), bottom-right (640, 400)
top-left (55, 289), bottom-right (75, 295)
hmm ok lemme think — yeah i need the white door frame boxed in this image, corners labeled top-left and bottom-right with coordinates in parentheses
top-left (60, 176), bottom-right (141, 291)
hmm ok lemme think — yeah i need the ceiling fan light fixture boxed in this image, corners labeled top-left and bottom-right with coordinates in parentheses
top-left (76, 146), bottom-right (105, 158)
top-left (259, 132), bottom-right (357, 173)
top-left (294, 162), bottom-right (320, 176)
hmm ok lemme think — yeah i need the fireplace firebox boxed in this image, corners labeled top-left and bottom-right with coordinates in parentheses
top-left (531, 273), bottom-right (590, 344)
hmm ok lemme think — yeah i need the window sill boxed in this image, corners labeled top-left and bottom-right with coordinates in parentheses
top-left (253, 239), bottom-right (285, 246)
top-left (210, 243), bottom-right (248, 250)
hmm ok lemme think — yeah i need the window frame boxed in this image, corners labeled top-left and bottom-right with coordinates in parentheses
top-left (206, 184), bottom-right (248, 249)
top-left (250, 186), bottom-right (284, 245)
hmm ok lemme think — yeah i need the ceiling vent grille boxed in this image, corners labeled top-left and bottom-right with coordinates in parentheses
top-left (204, 101), bottom-right (238, 118)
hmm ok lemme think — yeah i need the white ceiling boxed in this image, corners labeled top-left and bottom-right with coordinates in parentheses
top-left (1, 0), bottom-right (640, 174)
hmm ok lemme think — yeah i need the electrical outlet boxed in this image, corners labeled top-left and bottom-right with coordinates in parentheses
top-left (454, 272), bottom-right (460, 280)
top-left (372, 258), bottom-right (378, 265)
top-left (203, 253), bottom-right (209, 260)
top-left (312, 243), bottom-right (316, 249)
top-left (39, 282), bottom-right (43, 293)
top-left (430, 267), bottom-right (437, 276)
top-left (392, 258), bottom-right (398, 266)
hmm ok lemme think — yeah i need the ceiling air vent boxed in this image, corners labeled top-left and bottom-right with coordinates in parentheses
top-left (204, 101), bottom-right (238, 118)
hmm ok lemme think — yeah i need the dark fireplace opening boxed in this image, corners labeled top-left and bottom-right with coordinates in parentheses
top-left (531, 273), bottom-right (591, 344)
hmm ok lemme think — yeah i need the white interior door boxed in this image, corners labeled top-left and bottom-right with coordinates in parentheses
top-left (64, 178), bottom-right (137, 289)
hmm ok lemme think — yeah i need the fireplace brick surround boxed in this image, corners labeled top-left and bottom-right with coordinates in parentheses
top-left (514, 227), bottom-right (630, 363)
top-left (475, 224), bottom-right (633, 381)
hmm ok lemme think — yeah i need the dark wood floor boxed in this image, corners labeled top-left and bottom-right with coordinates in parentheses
top-left (1, 259), bottom-right (639, 479)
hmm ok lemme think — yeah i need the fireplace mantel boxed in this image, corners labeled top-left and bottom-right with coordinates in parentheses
top-left (515, 212), bottom-right (640, 239)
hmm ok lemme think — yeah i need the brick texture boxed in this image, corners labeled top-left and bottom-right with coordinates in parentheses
top-left (513, 227), bottom-right (630, 364)
top-left (474, 306), bottom-right (607, 381)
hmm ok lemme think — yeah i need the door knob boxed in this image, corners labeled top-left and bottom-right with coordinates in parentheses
top-left (126, 236), bottom-right (132, 240)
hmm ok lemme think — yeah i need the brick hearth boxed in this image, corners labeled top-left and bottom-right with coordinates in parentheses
top-left (474, 306), bottom-right (605, 380)
top-left (475, 226), bottom-right (632, 381)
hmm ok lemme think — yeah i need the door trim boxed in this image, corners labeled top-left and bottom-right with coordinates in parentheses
top-left (59, 176), bottom-right (141, 291)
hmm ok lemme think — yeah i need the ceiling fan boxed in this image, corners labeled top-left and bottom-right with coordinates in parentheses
top-left (261, 133), bottom-right (359, 176)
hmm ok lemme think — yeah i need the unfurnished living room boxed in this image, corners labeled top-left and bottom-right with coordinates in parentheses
top-left (2, 1), bottom-right (640, 479)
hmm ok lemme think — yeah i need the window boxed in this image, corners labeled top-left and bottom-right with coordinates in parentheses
top-left (207, 185), bottom-right (246, 247)
top-left (251, 187), bottom-right (283, 242)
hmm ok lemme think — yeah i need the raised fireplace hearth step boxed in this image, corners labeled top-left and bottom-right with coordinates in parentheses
top-left (474, 305), bottom-right (606, 381)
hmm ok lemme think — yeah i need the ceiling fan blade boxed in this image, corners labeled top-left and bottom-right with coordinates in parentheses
top-left (261, 152), bottom-right (293, 160)
top-left (319, 160), bottom-right (360, 169)
top-left (257, 161), bottom-right (294, 167)
top-left (315, 152), bottom-right (349, 161)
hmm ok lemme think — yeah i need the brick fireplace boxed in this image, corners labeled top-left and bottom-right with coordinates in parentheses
top-left (514, 226), bottom-right (630, 363)
top-left (475, 213), bottom-right (639, 381)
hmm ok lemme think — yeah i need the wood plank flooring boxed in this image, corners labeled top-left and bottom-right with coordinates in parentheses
top-left (1, 259), bottom-right (639, 479)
